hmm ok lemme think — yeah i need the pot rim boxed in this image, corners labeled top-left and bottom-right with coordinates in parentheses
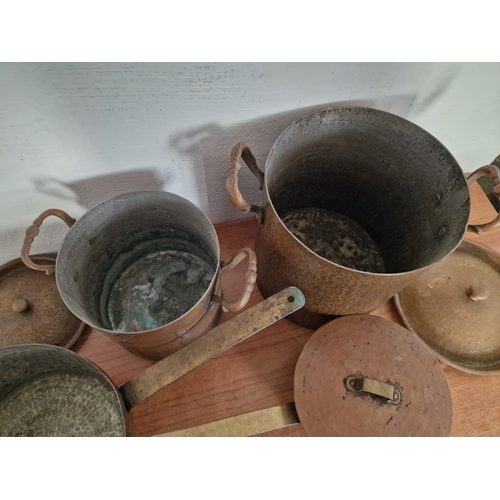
top-left (55, 190), bottom-right (222, 336)
top-left (262, 106), bottom-right (471, 278)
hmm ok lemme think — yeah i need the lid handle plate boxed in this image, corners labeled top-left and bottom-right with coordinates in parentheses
top-left (346, 376), bottom-right (401, 404)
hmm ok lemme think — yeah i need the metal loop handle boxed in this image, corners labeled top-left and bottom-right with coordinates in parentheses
top-left (226, 142), bottom-right (265, 223)
top-left (467, 164), bottom-right (500, 234)
top-left (21, 209), bottom-right (75, 275)
top-left (218, 247), bottom-right (257, 312)
top-left (346, 376), bottom-right (401, 405)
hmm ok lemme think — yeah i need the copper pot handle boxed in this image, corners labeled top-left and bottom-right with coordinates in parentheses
top-left (226, 142), bottom-right (265, 222)
top-left (467, 164), bottom-right (500, 234)
top-left (21, 209), bottom-right (76, 275)
top-left (120, 286), bottom-right (305, 409)
top-left (217, 247), bottom-right (257, 312)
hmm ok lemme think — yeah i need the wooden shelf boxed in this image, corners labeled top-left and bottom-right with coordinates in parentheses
top-left (72, 182), bottom-right (500, 436)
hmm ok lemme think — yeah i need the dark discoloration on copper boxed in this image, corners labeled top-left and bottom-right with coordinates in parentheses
top-left (281, 207), bottom-right (385, 273)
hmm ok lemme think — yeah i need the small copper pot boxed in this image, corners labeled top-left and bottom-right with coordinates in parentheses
top-left (21, 191), bottom-right (257, 359)
top-left (227, 107), bottom-right (500, 328)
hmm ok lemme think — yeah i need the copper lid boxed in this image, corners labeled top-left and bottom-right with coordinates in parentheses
top-left (395, 239), bottom-right (500, 374)
top-left (0, 255), bottom-right (85, 349)
top-left (294, 315), bottom-right (452, 436)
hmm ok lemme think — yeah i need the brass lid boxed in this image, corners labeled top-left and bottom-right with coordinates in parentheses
top-left (0, 255), bottom-right (85, 349)
top-left (294, 315), bottom-right (452, 436)
top-left (395, 239), bottom-right (500, 374)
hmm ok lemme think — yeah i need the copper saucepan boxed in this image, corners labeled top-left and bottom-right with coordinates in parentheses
top-left (21, 191), bottom-right (257, 359)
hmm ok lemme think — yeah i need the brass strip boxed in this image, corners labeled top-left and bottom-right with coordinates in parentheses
top-left (360, 378), bottom-right (394, 400)
top-left (120, 287), bottom-right (305, 410)
top-left (346, 376), bottom-right (400, 403)
top-left (155, 403), bottom-right (299, 437)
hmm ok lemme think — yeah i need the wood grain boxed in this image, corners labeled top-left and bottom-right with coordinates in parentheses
top-left (72, 182), bottom-right (500, 437)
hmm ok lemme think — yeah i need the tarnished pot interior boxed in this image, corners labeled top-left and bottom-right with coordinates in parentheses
top-left (256, 107), bottom-right (470, 323)
top-left (0, 345), bottom-right (128, 436)
top-left (55, 191), bottom-right (220, 341)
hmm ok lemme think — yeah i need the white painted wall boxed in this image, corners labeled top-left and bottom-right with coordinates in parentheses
top-left (1, 62), bottom-right (499, 265)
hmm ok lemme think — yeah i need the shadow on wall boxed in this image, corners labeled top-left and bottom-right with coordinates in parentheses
top-left (168, 96), bottom-right (426, 224)
top-left (33, 169), bottom-right (167, 210)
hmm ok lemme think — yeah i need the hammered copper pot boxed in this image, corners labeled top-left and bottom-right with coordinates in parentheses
top-left (21, 191), bottom-right (257, 359)
top-left (227, 107), bottom-right (500, 328)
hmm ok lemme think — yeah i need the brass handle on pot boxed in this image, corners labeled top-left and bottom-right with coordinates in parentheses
top-left (226, 142), bottom-right (265, 223)
top-left (217, 247), bottom-right (257, 312)
top-left (21, 209), bottom-right (76, 275)
top-left (345, 376), bottom-right (401, 405)
top-left (466, 164), bottom-right (500, 234)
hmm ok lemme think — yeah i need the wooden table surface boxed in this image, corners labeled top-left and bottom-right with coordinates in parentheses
top-left (73, 183), bottom-right (500, 437)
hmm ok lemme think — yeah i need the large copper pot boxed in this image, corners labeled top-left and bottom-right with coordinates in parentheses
top-left (227, 107), bottom-right (500, 328)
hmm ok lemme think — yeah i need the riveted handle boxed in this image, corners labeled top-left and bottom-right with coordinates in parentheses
top-left (21, 209), bottom-right (76, 275)
top-left (346, 376), bottom-right (401, 405)
top-left (226, 142), bottom-right (265, 223)
top-left (216, 247), bottom-right (257, 312)
top-left (466, 164), bottom-right (500, 234)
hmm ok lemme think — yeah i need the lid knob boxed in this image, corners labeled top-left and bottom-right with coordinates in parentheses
top-left (12, 298), bottom-right (30, 313)
top-left (467, 284), bottom-right (489, 301)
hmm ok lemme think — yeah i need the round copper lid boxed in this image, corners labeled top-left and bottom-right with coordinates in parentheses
top-left (395, 239), bottom-right (500, 375)
top-left (294, 315), bottom-right (452, 436)
top-left (0, 255), bottom-right (85, 349)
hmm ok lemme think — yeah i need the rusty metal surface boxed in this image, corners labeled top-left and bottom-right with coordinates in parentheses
top-left (0, 256), bottom-right (85, 349)
top-left (294, 315), bottom-right (452, 436)
top-left (395, 239), bottom-right (500, 374)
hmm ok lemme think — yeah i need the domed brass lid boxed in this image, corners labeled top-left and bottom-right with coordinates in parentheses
top-left (0, 255), bottom-right (85, 349)
top-left (294, 315), bottom-right (452, 436)
top-left (395, 239), bottom-right (500, 374)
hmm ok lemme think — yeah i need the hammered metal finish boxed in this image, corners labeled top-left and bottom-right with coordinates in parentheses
top-left (0, 256), bottom-right (85, 349)
top-left (395, 239), bottom-right (500, 374)
top-left (255, 205), bottom-right (428, 327)
top-left (226, 108), bottom-right (500, 328)
top-left (0, 345), bottom-right (128, 437)
top-left (294, 315), bottom-right (452, 436)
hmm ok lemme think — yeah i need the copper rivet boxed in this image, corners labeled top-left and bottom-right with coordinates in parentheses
top-left (467, 284), bottom-right (489, 301)
top-left (12, 298), bottom-right (30, 313)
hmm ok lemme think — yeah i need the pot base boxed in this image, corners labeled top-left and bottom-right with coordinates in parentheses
top-left (281, 208), bottom-right (385, 273)
top-left (107, 248), bottom-right (214, 333)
